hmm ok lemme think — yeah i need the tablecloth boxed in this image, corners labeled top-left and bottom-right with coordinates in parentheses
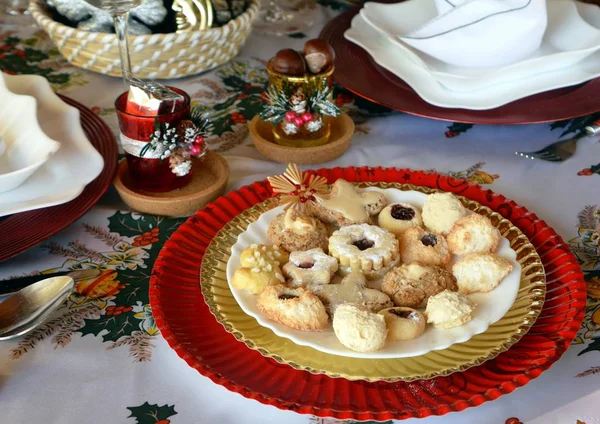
top-left (1, 2), bottom-right (600, 423)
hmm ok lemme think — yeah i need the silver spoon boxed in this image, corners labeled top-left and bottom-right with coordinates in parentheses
top-left (0, 276), bottom-right (74, 340)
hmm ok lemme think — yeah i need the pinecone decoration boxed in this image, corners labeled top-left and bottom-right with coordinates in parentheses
top-left (169, 147), bottom-right (192, 177)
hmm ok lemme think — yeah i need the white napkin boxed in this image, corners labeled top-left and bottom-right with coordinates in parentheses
top-left (394, 0), bottom-right (548, 68)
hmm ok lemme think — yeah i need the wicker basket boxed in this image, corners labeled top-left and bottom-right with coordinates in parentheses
top-left (29, 0), bottom-right (259, 79)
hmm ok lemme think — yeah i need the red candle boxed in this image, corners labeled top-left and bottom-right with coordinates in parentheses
top-left (115, 87), bottom-right (191, 193)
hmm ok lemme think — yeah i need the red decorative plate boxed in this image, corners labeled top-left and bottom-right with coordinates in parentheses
top-left (320, 1), bottom-right (600, 124)
top-left (0, 96), bottom-right (118, 262)
top-left (150, 168), bottom-right (586, 421)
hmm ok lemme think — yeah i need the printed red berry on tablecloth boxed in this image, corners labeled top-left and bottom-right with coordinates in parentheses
top-left (505, 418), bottom-right (523, 424)
top-left (335, 93), bottom-right (353, 107)
top-left (578, 168), bottom-right (594, 176)
top-left (231, 112), bottom-right (247, 124)
top-left (445, 130), bottom-right (459, 138)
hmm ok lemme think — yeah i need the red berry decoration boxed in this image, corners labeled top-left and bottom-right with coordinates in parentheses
top-left (194, 135), bottom-right (204, 145)
top-left (301, 112), bottom-right (313, 123)
top-left (293, 116), bottom-right (304, 127)
top-left (190, 145), bottom-right (201, 155)
top-left (285, 111), bottom-right (296, 121)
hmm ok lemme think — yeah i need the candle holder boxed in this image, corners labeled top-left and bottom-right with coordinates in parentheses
top-left (115, 87), bottom-right (201, 192)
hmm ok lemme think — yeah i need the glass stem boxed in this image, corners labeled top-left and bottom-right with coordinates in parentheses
top-left (113, 11), bottom-right (132, 88)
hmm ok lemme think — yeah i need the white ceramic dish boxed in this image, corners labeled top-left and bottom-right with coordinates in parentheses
top-left (0, 73), bottom-right (104, 217)
top-left (0, 73), bottom-right (60, 193)
top-left (360, 0), bottom-right (600, 92)
top-left (345, 13), bottom-right (600, 110)
top-left (226, 188), bottom-right (522, 359)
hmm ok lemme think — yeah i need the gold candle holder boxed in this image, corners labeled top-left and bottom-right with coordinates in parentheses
top-left (266, 63), bottom-right (335, 148)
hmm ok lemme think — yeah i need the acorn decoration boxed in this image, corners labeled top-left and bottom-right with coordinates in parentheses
top-left (268, 39), bottom-right (335, 76)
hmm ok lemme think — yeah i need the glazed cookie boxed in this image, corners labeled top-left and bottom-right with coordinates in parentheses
top-left (283, 248), bottom-right (338, 287)
top-left (311, 179), bottom-right (387, 227)
top-left (422, 192), bottom-right (467, 235)
top-left (232, 244), bottom-right (288, 295)
top-left (309, 272), bottom-right (393, 314)
top-left (267, 208), bottom-right (329, 253)
top-left (381, 263), bottom-right (457, 308)
top-left (329, 224), bottom-right (400, 280)
top-left (257, 285), bottom-right (328, 331)
top-left (425, 290), bottom-right (475, 329)
top-left (399, 227), bottom-right (451, 267)
top-left (447, 213), bottom-right (501, 255)
top-left (240, 244), bottom-right (289, 269)
top-left (333, 304), bottom-right (387, 352)
top-left (378, 203), bottom-right (423, 236)
top-left (378, 307), bottom-right (426, 341)
top-left (452, 253), bottom-right (513, 294)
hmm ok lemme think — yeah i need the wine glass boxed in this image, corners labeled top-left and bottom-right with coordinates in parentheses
top-left (254, 0), bottom-right (317, 36)
top-left (85, 0), bottom-right (141, 85)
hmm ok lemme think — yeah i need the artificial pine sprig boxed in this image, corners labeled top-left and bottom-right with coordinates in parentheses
top-left (309, 86), bottom-right (340, 118)
top-left (260, 84), bottom-right (289, 123)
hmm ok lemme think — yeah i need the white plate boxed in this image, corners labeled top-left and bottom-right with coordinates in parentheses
top-left (361, 0), bottom-right (600, 91)
top-left (226, 188), bottom-right (522, 359)
top-left (0, 74), bottom-right (104, 217)
top-left (345, 13), bottom-right (600, 110)
top-left (0, 73), bottom-right (60, 193)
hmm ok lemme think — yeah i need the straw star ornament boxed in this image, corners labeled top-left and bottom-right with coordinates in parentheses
top-left (267, 163), bottom-right (329, 211)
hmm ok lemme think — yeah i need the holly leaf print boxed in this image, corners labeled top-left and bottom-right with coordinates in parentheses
top-left (127, 402), bottom-right (177, 424)
top-left (579, 336), bottom-right (600, 356)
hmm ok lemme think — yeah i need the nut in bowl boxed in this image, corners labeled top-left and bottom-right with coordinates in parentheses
top-left (225, 164), bottom-right (526, 359)
top-left (0, 72), bottom-right (60, 193)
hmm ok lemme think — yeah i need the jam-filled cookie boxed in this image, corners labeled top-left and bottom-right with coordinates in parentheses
top-left (257, 285), bottom-right (328, 331)
top-left (378, 202), bottom-right (423, 236)
top-left (425, 290), bottom-right (475, 329)
top-left (311, 179), bottom-right (387, 227)
top-left (452, 252), bottom-right (513, 293)
top-left (309, 272), bottom-right (392, 314)
top-left (447, 213), bottom-right (501, 255)
top-left (378, 307), bottom-right (426, 341)
top-left (329, 223), bottom-right (400, 280)
top-left (381, 263), bottom-right (457, 308)
top-left (283, 248), bottom-right (338, 287)
top-left (399, 227), bottom-right (451, 266)
top-left (267, 208), bottom-right (329, 253)
top-left (333, 304), bottom-right (387, 352)
top-left (422, 192), bottom-right (467, 235)
top-left (232, 244), bottom-right (289, 295)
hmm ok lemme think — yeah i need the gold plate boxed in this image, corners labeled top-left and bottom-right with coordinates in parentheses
top-left (200, 183), bottom-right (546, 382)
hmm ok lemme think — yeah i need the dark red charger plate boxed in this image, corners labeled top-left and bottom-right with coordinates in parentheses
top-left (0, 96), bottom-right (118, 262)
top-left (320, 1), bottom-right (600, 124)
top-left (150, 167), bottom-right (586, 421)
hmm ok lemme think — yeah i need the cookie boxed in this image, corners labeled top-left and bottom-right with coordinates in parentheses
top-left (267, 208), bottom-right (329, 253)
top-left (329, 224), bottom-right (400, 280)
top-left (422, 192), bottom-right (467, 235)
top-left (232, 244), bottom-right (288, 294)
top-left (425, 289), bottom-right (475, 329)
top-left (257, 285), bottom-right (328, 331)
top-left (381, 263), bottom-right (457, 308)
top-left (399, 227), bottom-right (451, 267)
top-left (309, 272), bottom-right (393, 314)
top-left (452, 252), bottom-right (513, 293)
top-left (311, 179), bottom-right (387, 227)
top-left (378, 307), bottom-right (426, 341)
top-left (283, 248), bottom-right (338, 287)
top-left (240, 244), bottom-right (289, 269)
top-left (333, 304), bottom-right (387, 352)
top-left (378, 202), bottom-right (423, 236)
top-left (447, 213), bottom-right (501, 255)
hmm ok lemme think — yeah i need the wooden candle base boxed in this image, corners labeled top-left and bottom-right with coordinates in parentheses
top-left (113, 151), bottom-right (229, 217)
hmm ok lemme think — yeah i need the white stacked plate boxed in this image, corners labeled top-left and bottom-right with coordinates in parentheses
top-left (345, 0), bottom-right (600, 109)
top-left (0, 73), bottom-right (104, 217)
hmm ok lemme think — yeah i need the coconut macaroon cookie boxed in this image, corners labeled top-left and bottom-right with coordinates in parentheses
top-left (447, 214), bottom-right (501, 255)
top-left (453, 252), bottom-right (513, 294)
top-left (399, 227), bottom-right (451, 267)
top-left (425, 290), bottom-right (475, 329)
top-left (422, 192), bottom-right (467, 235)
top-left (378, 202), bottom-right (423, 236)
top-left (333, 304), bottom-right (387, 352)
top-left (329, 223), bottom-right (400, 280)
